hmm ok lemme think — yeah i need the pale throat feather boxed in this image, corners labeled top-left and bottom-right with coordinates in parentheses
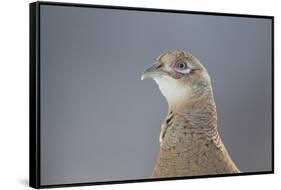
top-left (153, 76), bottom-right (191, 106)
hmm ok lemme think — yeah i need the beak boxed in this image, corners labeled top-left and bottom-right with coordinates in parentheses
top-left (141, 62), bottom-right (166, 80)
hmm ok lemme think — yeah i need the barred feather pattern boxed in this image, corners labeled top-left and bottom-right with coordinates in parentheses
top-left (152, 91), bottom-right (240, 178)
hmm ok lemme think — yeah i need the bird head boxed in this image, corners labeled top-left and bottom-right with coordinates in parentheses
top-left (141, 50), bottom-right (212, 108)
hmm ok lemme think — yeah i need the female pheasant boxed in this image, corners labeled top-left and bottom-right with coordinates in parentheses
top-left (141, 50), bottom-right (240, 178)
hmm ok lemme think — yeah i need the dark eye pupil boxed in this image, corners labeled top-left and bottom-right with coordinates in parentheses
top-left (178, 62), bottom-right (186, 69)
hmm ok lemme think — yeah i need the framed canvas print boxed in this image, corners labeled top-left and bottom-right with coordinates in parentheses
top-left (29, 1), bottom-right (274, 189)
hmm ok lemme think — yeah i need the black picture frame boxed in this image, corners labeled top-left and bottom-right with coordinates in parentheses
top-left (29, 1), bottom-right (274, 189)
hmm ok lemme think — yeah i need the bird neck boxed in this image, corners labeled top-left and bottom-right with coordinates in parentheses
top-left (170, 87), bottom-right (215, 115)
top-left (170, 90), bottom-right (221, 146)
top-left (151, 89), bottom-right (240, 178)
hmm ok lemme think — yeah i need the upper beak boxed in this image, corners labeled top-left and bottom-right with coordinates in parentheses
top-left (141, 62), bottom-right (164, 80)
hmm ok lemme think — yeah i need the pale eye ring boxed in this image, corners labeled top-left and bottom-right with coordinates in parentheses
top-left (175, 61), bottom-right (193, 74)
top-left (176, 62), bottom-right (188, 70)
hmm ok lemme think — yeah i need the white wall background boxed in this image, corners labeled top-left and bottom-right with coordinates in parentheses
top-left (0, 0), bottom-right (279, 189)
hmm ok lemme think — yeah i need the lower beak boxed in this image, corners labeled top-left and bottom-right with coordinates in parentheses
top-left (141, 62), bottom-right (164, 80)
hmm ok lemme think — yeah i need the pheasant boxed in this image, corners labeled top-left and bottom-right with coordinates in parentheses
top-left (141, 50), bottom-right (240, 178)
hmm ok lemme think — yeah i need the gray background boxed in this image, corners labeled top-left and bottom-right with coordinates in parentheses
top-left (40, 5), bottom-right (272, 185)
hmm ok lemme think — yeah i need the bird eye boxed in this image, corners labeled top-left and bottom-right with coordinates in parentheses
top-left (176, 62), bottom-right (187, 70)
top-left (175, 61), bottom-right (192, 74)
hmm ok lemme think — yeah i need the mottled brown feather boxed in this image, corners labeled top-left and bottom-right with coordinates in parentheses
top-left (149, 51), bottom-right (240, 178)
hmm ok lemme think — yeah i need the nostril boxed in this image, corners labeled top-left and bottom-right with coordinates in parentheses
top-left (155, 62), bottom-right (163, 68)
